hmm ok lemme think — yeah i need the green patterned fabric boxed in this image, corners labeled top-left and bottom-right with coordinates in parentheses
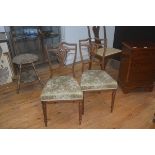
top-left (80, 70), bottom-right (117, 91)
top-left (41, 76), bottom-right (83, 101)
top-left (97, 48), bottom-right (121, 57)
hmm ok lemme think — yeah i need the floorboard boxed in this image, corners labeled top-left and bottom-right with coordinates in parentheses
top-left (0, 61), bottom-right (155, 129)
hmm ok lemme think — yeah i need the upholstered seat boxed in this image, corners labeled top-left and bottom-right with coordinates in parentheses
top-left (97, 48), bottom-right (121, 57)
top-left (41, 42), bottom-right (83, 126)
top-left (41, 76), bottom-right (83, 101)
top-left (80, 70), bottom-right (118, 91)
top-left (79, 32), bottom-right (118, 113)
top-left (12, 53), bottom-right (38, 65)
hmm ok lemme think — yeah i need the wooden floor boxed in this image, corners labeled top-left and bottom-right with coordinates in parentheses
top-left (0, 61), bottom-right (155, 129)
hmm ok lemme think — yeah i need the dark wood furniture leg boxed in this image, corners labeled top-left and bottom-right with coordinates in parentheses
top-left (88, 58), bottom-right (92, 70)
top-left (111, 90), bottom-right (117, 112)
top-left (42, 101), bottom-right (47, 127)
top-left (79, 101), bottom-right (82, 125)
top-left (82, 98), bottom-right (84, 115)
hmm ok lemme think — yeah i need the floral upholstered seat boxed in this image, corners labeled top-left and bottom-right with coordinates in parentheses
top-left (41, 42), bottom-right (83, 126)
top-left (80, 70), bottom-right (117, 91)
top-left (41, 76), bottom-right (83, 101)
top-left (79, 33), bottom-right (118, 113)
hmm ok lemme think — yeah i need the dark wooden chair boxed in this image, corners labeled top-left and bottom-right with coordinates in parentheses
top-left (79, 39), bottom-right (118, 114)
top-left (40, 42), bottom-right (83, 127)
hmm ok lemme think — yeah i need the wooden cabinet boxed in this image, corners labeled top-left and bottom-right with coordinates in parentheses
top-left (119, 42), bottom-right (155, 93)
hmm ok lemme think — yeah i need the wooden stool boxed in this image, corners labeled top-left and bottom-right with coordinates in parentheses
top-left (13, 53), bottom-right (43, 93)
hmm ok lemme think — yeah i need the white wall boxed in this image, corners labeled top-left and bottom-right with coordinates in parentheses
top-left (61, 26), bottom-right (88, 63)
top-left (106, 26), bottom-right (115, 48)
top-left (61, 26), bottom-right (115, 63)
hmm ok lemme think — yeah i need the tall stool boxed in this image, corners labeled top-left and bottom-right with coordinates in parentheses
top-left (13, 53), bottom-right (43, 93)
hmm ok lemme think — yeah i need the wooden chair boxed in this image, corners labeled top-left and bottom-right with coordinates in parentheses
top-left (79, 39), bottom-right (118, 114)
top-left (40, 42), bottom-right (83, 127)
top-left (87, 26), bottom-right (122, 69)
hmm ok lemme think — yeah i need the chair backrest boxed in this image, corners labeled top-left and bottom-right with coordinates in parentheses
top-left (79, 37), bottom-right (106, 72)
top-left (87, 26), bottom-right (107, 48)
top-left (45, 42), bottom-right (77, 77)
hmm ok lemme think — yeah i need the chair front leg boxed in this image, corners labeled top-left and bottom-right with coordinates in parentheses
top-left (42, 101), bottom-right (47, 127)
top-left (79, 101), bottom-right (82, 125)
top-left (88, 60), bottom-right (92, 70)
top-left (82, 93), bottom-right (84, 115)
top-left (82, 99), bottom-right (84, 115)
top-left (111, 89), bottom-right (117, 112)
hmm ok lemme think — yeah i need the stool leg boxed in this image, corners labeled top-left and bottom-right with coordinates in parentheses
top-left (17, 64), bottom-right (22, 94)
top-left (32, 63), bottom-right (43, 87)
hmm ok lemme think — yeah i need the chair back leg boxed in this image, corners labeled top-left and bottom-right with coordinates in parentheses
top-left (79, 101), bottom-right (83, 125)
top-left (42, 101), bottom-right (47, 127)
top-left (111, 90), bottom-right (117, 112)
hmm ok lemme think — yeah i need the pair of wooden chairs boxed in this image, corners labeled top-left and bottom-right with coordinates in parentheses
top-left (40, 39), bottom-right (118, 126)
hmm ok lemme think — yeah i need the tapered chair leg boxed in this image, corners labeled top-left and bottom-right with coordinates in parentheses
top-left (111, 90), bottom-right (117, 112)
top-left (82, 100), bottom-right (84, 115)
top-left (79, 101), bottom-right (82, 125)
top-left (88, 61), bottom-right (92, 70)
top-left (42, 102), bottom-right (47, 127)
top-left (82, 94), bottom-right (84, 115)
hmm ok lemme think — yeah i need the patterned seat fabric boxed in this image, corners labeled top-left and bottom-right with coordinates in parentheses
top-left (80, 70), bottom-right (117, 91)
top-left (97, 48), bottom-right (121, 57)
top-left (41, 76), bottom-right (83, 101)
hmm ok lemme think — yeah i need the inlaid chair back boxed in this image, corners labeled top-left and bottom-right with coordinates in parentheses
top-left (45, 42), bottom-right (77, 77)
top-left (41, 42), bottom-right (83, 127)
